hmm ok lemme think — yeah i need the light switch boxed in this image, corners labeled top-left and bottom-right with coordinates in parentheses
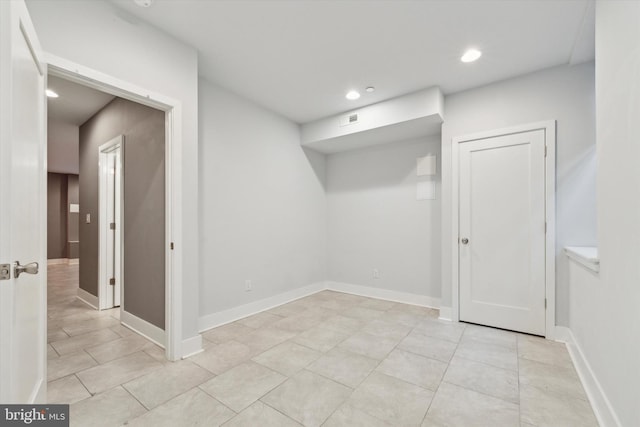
top-left (417, 155), bottom-right (437, 176)
top-left (85, 213), bottom-right (91, 224)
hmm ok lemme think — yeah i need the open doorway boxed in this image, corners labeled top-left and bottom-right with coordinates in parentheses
top-left (46, 73), bottom-right (169, 370)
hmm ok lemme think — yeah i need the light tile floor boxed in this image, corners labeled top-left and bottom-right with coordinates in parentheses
top-left (47, 264), bottom-right (599, 427)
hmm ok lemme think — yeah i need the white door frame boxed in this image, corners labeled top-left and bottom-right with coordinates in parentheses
top-left (450, 120), bottom-right (556, 339)
top-left (46, 54), bottom-right (183, 361)
top-left (98, 136), bottom-right (123, 311)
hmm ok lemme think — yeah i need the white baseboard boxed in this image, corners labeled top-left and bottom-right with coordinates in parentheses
top-left (121, 310), bottom-right (166, 348)
top-left (48, 258), bottom-right (80, 265)
top-left (76, 288), bottom-right (99, 310)
top-left (438, 306), bottom-right (453, 322)
top-left (199, 281), bottom-right (326, 333)
top-left (182, 335), bottom-right (203, 359)
top-left (554, 326), bottom-right (621, 427)
top-left (326, 281), bottom-right (440, 309)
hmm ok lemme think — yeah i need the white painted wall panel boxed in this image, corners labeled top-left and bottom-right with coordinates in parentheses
top-left (327, 136), bottom-right (441, 299)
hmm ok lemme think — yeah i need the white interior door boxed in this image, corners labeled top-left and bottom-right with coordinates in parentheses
top-left (459, 130), bottom-right (546, 336)
top-left (0, 0), bottom-right (47, 403)
top-left (99, 137), bottom-right (123, 309)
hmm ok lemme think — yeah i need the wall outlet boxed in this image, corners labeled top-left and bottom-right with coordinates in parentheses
top-left (373, 268), bottom-right (380, 279)
top-left (85, 213), bottom-right (91, 224)
top-left (245, 280), bottom-right (252, 292)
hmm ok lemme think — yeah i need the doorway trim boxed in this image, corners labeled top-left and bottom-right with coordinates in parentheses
top-left (450, 120), bottom-right (556, 339)
top-left (98, 136), bottom-right (123, 311)
top-left (46, 54), bottom-right (183, 360)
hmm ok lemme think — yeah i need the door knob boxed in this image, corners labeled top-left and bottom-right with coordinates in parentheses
top-left (14, 261), bottom-right (39, 278)
top-left (461, 238), bottom-right (469, 245)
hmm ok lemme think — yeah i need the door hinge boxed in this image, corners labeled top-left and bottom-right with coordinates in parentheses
top-left (544, 146), bottom-right (548, 157)
top-left (110, 222), bottom-right (116, 230)
top-left (109, 277), bottom-right (115, 286)
top-left (170, 242), bottom-right (174, 250)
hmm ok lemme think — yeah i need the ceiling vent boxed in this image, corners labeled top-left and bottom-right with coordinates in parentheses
top-left (339, 113), bottom-right (360, 127)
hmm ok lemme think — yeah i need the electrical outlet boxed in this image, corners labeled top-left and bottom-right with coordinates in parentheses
top-left (373, 268), bottom-right (380, 279)
top-left (245, 280), bottom-right (252, 292)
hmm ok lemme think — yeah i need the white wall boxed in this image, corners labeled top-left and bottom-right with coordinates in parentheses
top-left (198, 79), bottom-right (327, 316)
top-left (327, 136), bottom-right (441, 301)
top-left (440, 63), bottom-right (596, 326)
top-left (568, 2), bottom-right (640, 425)
top-left (47, 119), bottom-right (78, 174)
top-left (26, 0), bottom-right (200, 343)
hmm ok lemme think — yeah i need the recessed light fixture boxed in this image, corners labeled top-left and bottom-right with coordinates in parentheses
top-left (461, 49), bottom-right (482, 63)
top-left (365, 86), bottom-right (375, 93)
top-left (133, 0), bottom-right (154, 7)
top-left (345, 90), bottom-right (361, 100)
top-left (46, 89), bottom-right (59, 98)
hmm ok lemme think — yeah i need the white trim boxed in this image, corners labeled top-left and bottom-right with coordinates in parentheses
top-left (181, 335), bottom-right (203, 359)
top-left (450, 120), bottom-right (556, 338)
top-left (554, 327), bottom-right (622, 427)
top-left (564, 246), bottom-right (600, 273)
top-left (121, 310), bottom-right (166, 348)
top-left (438, 306), bottom-right (453, 322)
top-left (199, 282), bottom-right (326, 332)
top-left (326, 281), bottom-right (440, 309)
top-left (46, 55), bottom-right (182, 360)
top-left (98, 136), bottom-right (123, 311)
top-left (76, 288), bottom-right (99, 310)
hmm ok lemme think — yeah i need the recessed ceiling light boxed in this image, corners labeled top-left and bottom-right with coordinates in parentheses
top-left (461, 49), bottom-right (482, 63)
top-left (133, 0), bottom-right (154, 7)
top-left (46, 89), bottom-right (59, 98)
top-left (346, 90), bottom-right (360, 100)
top-left (365, 86), bottom-right (375, 93)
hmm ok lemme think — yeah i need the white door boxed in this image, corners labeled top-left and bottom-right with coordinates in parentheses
top-left (459, 130), bottom-right (546, 336)
top-left (99, 137), bottom-right (123, 309)
top-left (0, 0), bottom-right (48, 403)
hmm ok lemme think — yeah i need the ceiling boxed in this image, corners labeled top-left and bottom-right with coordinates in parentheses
top-left (47, 75), bottom-right (116, 174)
top-left (48, 75), bottom-right (116, 126)
top-left (110, 0), bottom-right (595, 124)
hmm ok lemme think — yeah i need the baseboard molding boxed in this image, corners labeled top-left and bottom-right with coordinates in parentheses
top-left (199, 281), bottom-right (326, 332)
top-left (121, 310), bottom-right (166, 348)
top-left (182, 335), bottom-right (203, 359)
top-left (326, 281), bottom-right (440, 309)
top-left (76, 288), bottom-right (99, 310)
top-left (438, 306), bottom-right (453, 322)
top-left (555, 326), bottom-right (621, 427)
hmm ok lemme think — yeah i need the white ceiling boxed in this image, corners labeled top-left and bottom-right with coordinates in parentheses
top-left (110, 0), bottom-right (595, 124)
top-left (48, 75), bottom-right (116, 126)
top-left (47, 75), bottom-right (115, 174)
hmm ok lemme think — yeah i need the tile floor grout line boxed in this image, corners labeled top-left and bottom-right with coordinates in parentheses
top-left (419, 319), bottom-right (467, 426)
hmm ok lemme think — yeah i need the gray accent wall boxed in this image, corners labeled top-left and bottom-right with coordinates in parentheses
top-left (47, 172), bottom-right (80, 259)
top-left (47, 173), bottom-right (68, 259)
top-left (79, 98), bottom-right (165, 330)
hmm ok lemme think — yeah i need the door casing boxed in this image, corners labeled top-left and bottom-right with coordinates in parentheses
top-left (47, 54), bottom-right (183, 361)
top-left (450, 121), bottom-right (556, 339)
top-left (98, 136), bottom-right (123, 311)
